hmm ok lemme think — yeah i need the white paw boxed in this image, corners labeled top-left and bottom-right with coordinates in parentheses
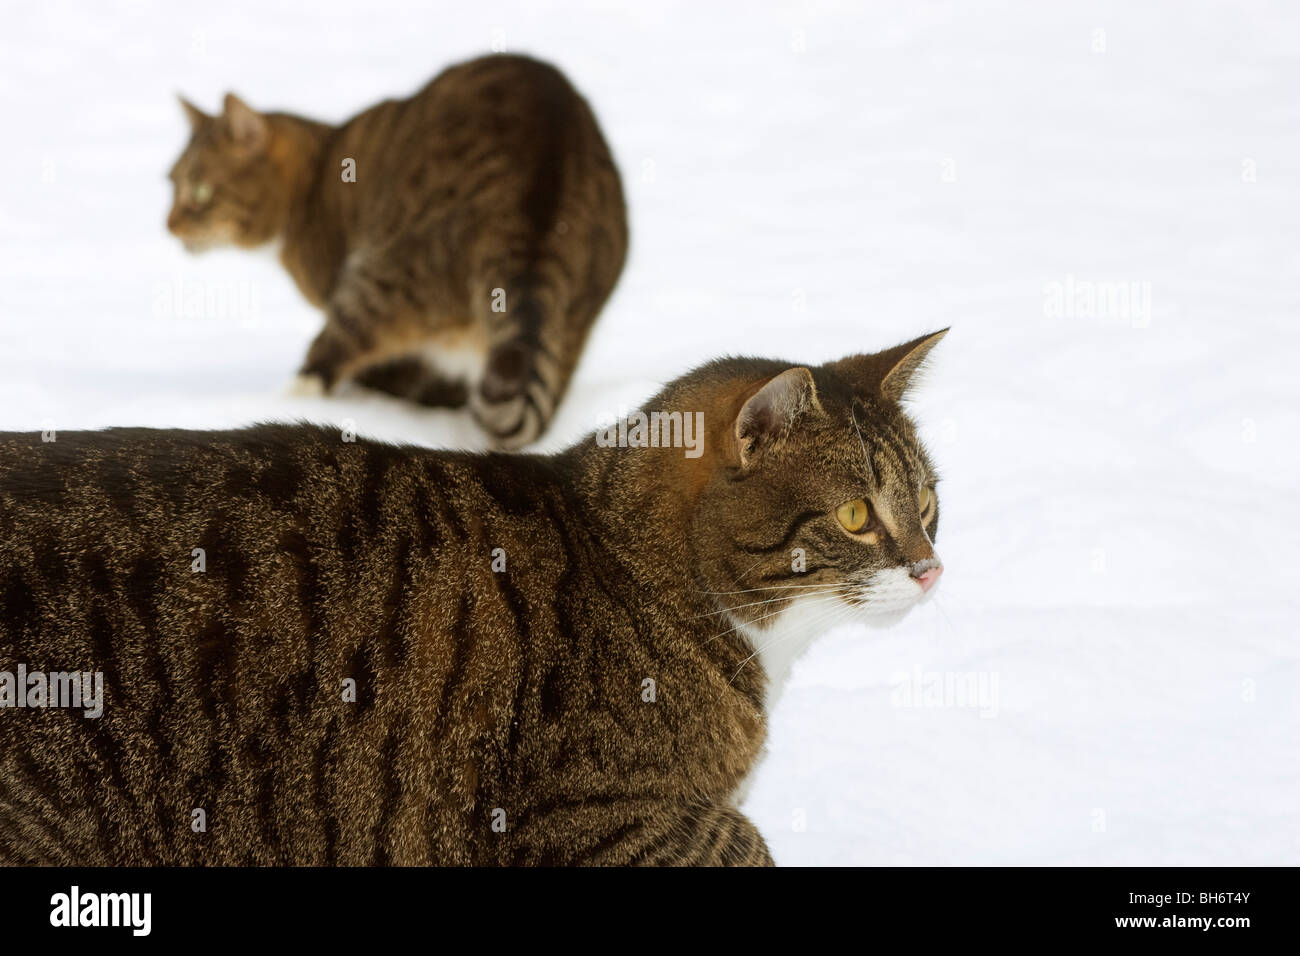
top-left (284, 373), bottom-right (327, 398)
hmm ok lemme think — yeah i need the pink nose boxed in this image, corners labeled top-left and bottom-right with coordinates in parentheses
top-left (913, 566), bottom-right (943, 593)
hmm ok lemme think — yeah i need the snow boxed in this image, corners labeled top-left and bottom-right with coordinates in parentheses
top-left (2, 0), bottom-right (1297, 864)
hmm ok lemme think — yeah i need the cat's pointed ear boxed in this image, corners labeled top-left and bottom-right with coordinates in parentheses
top-left (734, 367), bottom-right (822, 466)
top-left (877, 328), bottom-right (947, 401)
top-left (221, 93), bottom-right (268, 151)
top-left (831, 328), bottom-right (948, 403)
top-left (178, 94), bottom-right (209, 130)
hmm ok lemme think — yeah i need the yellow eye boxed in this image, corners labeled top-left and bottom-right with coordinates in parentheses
top-left (919, 485), bottom-right (934, 515)
top-left (191, 182), bottom-right (213, 204)
top-left (836, 498), bottom-right (870, 533)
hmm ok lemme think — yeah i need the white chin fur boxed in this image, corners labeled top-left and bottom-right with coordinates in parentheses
top-left (735, 567), bottom-right (930, 703)
top-left (728, 567), bottom-right (930, 807)
top-left (856, 566), bottom-right (934, 618)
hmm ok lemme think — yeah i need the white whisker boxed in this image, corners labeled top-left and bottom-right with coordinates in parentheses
top-left (689, 585), bottom-right (847, 620)
top-left (700, 586), bottom-right (850, 648)
top-left (728, 598), bottom-right (856, 686)
top-left (696, 582), bottom-right (855, 596)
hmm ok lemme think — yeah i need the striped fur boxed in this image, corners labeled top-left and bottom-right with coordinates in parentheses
top-left (0, 425), bottom-right (772, 866)
top-left (0, 335), bottom-right (946, 866)
top-left (168, 54), bottom-right (628, 447)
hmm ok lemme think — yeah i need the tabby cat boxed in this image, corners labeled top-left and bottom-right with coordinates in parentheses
top-left (167, 53), bottom-right (628, 447)
top-left (0, 331), bottom-right (945, 866)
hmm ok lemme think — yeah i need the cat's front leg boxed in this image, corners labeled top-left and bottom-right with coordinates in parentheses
top-left (296, 261), bottom-right (418, 392)
top-left (297, 308), bottom-right (379, 393)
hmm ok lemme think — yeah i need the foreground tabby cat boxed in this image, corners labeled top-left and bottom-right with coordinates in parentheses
top-left (0, 331), bottom-right (945, 866)
top-left (167, 53), bottom-right (628, 447)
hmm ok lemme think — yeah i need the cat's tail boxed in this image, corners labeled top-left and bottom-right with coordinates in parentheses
top-left (470, 95), bottom-right (628, 449)
top-left (469, 293), bottom-right (571, 449)
top-left (470, 221), bottom-right (626, 449)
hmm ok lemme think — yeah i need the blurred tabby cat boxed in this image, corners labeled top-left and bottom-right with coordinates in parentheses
top-left (0, 331), bottom-right (945, 866)
top-left (167, 53), bottom-right (627, 447)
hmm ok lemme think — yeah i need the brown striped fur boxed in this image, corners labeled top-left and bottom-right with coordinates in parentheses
top-left (0, 333), bottom-right (946, 866)
top-left (167, 54), bottom-right (628, 447)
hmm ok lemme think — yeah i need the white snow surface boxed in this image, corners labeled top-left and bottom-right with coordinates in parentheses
top-left (1, 0), bottom-right (1297, 864)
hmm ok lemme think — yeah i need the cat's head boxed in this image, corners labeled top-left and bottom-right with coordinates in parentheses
top-left (166, 94), bottom-right (282, 252)
top-left (683, 330), bottom-right (948, 633)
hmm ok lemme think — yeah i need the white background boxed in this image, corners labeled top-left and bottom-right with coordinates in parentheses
top-left (1, 0), bottom-right (1296, 864)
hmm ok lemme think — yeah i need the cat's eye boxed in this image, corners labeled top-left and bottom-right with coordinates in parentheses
top-left (836, 498), bottom-right (870, 533)
top-left (190, 182), bottom-right (214, 205)
top-left (919, 485), bottom-right (934, 515)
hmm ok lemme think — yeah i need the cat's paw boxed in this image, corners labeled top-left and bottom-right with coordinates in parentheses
top-left (470, 343), bottom-right (546, 449)
top-left (471, 387), bottom-right (541, 450)
top-left (283, 373), bottom-right (328, 398)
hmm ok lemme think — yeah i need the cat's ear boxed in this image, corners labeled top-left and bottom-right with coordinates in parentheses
top-left (831, 328), bottom-right (948, 403)
top-left (734, 367), bottom-right (822, 466)
top-left (178, 94), bottom-right (209, 131)
top-left (221, 93), bottom-right (268, 152)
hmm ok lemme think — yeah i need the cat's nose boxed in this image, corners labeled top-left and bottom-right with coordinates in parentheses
top-left (912, 564), bottom-right (943, 592)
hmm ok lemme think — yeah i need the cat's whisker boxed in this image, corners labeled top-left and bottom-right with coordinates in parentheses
top-left (690, 585), bottom-right (849, 620)
top-left (727, 598), bottom-right (858, 686)
top-left (696, 583), bottom-right (854, 596)
top-left (731, 556), bottom-right (769, 587)
top-left (928, 595), bottom-right (958, 636)
top-left (700, 587), bottom-right (853, 648)
top-left (701, 605), bottom-right (797, 649)
top-left (737, 592), bottom-right (855, 663)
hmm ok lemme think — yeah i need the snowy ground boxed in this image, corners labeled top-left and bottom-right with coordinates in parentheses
top-left (1, 0), bottom-right (1297, 865)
